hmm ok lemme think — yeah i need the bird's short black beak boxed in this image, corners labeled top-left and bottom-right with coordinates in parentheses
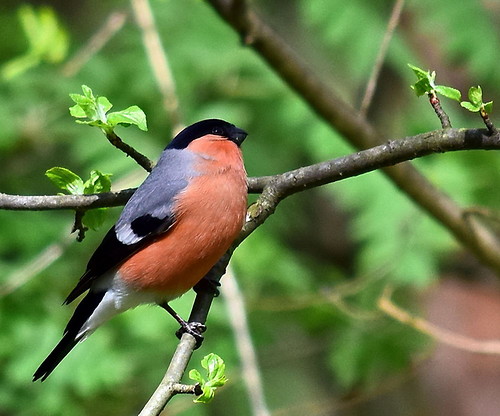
top-left (230, 126), bottom-right (248, 146)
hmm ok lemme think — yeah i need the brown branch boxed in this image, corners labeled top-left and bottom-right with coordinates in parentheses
top-left (428, 91), bottom-right (452, 128)
top-left (61, 11), bottom-right (128, 77)
top-left (378, 286), bottom-right (500, 354)
top-left (480, 107), bottom-right (496, 134)
top-left (0, 189), bottom-right (134, 211)
top-left (138, 334), bottom-right (200, 415)
top-left (205, 0), bottom-right (500, 277)
top-left (221, 268), bottom-right (271, 416)
top-left (2, 128), bottom-right (498, 212)
top-left (130, 0), bottom-right (183, 133)
top-left (135, 127), bottom-right (500, 412)
top-left (104, 131), bottom-right (154, 172)
top-left (360, 0), bottom-right (405, 115)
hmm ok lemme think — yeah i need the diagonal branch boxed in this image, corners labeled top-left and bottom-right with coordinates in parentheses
top-left (378, 286), bottom-right (500, 354)
top-left (360, 0), bottom-right (405, 115)
top-left (205, 0), bottom-right (500, 276)
top-left (130, 0), bottom-right (183, 133)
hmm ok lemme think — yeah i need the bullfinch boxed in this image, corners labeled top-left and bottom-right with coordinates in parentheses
top-left (33, 119), bottom-right (248, 381)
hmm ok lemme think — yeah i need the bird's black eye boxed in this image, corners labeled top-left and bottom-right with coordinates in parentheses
top-left (212, 127), bottom-right (224, 136)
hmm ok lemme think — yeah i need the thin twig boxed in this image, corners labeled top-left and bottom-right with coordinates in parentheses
top-left (130, 0), bottom-right (183, 133)
top-left (221, 267), bottom-right (271, 416)
top-left (480, 107), bottom-right (497, 134)
top-left (378, 286), bottom-right (500, 354)
top-left (360, 0), bottom-right (405, 115)
top-left (428, 91), bottom-right (452, 128)
top-left (0, 233), bottom-right (72, 297)
top-left (62, 11), bottom-right (128, 77)
top-left (104, 130), bottom-right (154, 172)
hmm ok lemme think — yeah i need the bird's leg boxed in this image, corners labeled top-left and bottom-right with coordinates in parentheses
top-left (158, 302), bottom-right (206, 348)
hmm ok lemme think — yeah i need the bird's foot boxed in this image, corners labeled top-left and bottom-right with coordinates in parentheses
top-left (175, 321), bottom-right (206, 349)
top-left (158, 302), bottom-right (206, 349)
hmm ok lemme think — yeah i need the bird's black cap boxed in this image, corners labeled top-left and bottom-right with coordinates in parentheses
top-left (167, 119), bottom-right (248, 150)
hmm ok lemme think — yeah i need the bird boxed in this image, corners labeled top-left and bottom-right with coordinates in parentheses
top-left (33, 119), bottom-right (248, 381)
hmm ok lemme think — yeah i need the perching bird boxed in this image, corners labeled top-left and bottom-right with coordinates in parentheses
top-left (33, 119), bottom-right (248, 381)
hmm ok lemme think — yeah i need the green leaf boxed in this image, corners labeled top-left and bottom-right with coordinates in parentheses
top-left (18, 5), bottom-right (39, 48)
top-left (434, 85), bottom-right (461, 101)
top-left (407, 63), bottom-right (428, 79)
top-left (69, 104), bottom-right (86, 118)
top-left (460, 101), bottom-right (480, 112)
top-left (107, 106), bottom-right (148, 131)
top-left (201, 353), bottom-right (224, 379)
top-left (408, 64), bottom-right (461, 102)
top-left (81, 85), bottom-right (95, 100)
top-left (408, 64), bottom-right (436, 96)
top-left (82, 208), bottom-right (108, 230)
top-left (461, 86), bottom-right (493, 114)
top-left (1, 5), bottom-right (68, 80)
top-left (189, 354), bottom-right (228, 404)
top-left (1, 54), bottom-right (40, 80)
top-left (411, 78), bottom-right (432, 97)
top-left (468, 86), bottom-right (483, 106)
top-left (83, 170), bottom-right (112, 194)
top-left (188, 369), bottom-right (203, 384)
top-left (484, 101), bottom-right (493, 113)
top-left (45, 167), bottom-right (84, 195)
top-left (69, 93), bottom-right (89, 106)
top-left (97, 96), bottom-right (113, 115)
top-left (70, 92), bottom-right (97, 120)
top-left (69, 86), bottom-right (148, 134)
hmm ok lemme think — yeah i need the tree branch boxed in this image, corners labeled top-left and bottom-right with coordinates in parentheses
top-left (130, 0), bottom-right (183, 133)
top-left (0, 188), bottom-right (134, 211)
top-left (104, 131), bottom-right (154, 172)
top-left (360, 0), bottom-right (405, 115)
top-left (138, 333), bottom-right (200, 415)
top-left (2, 127), bottom-right (499, 209)
top-left (378, 286), bottom-right (500, 354)
top-left (204, 0), bottom-right (500, 277)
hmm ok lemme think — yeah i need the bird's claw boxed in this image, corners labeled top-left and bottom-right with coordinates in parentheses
top-left (175, 321), bottom-right (206, 349)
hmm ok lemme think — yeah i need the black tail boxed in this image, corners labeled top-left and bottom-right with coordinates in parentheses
top-left (33, 333), bottom-right (79, 381)
top-left (33, 291), bottom-right (105, 381)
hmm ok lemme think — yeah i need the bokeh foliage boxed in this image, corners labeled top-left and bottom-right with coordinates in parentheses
top-left (1, 0), bottom-right (500, 415)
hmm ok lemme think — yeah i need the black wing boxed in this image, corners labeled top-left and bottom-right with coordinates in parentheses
top-left (64, 216), bottom-right (174, 304)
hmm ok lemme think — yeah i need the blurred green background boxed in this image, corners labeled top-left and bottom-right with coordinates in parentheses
top-left (2, 0), bottom-right (500, 415)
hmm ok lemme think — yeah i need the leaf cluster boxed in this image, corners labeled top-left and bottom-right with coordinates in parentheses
top-left (409, 64), bottom-right (494, 116)
top-left (45, 167), bottom-right (112, 230)
top-left (69, 85), bottom-right (147, 134)
top-left (189, 353), bottom-right (228, 403)
top-left (408, 64), bottom-right (461, 101)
